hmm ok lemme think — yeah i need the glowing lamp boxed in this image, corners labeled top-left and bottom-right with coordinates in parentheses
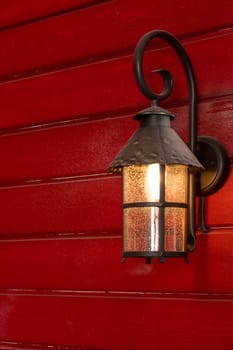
top-left (109, 30), bottom-right (229, 263)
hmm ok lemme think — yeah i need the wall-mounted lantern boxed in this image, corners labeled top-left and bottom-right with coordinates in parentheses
top-left (108, 30), bottom-right (229, 263)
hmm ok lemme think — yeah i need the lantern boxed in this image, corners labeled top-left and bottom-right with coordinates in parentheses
top-left (109, 30), bottom-right (229, 263)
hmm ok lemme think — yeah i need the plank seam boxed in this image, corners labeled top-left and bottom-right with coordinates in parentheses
top-left (0, 0), bottom-right (112, 33)
top-left (0, 25), bottom-right (232, 85)
top-left (0, 288), bottom-right (232, 302)
top-left (0, 227), bottom-right (232, 242)
top-left (0, 230), bottom-right (121, 242)
top-left (0, 163), bottom-right (232, 190)
top-left (0, 341), bottom-right (88, 350)
top-left (0, 93), bottom-right (233, 136)
top-left (0, 172), bottom-right (118, 189)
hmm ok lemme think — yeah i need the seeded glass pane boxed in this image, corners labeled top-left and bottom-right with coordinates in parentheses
top-left (124, 207), bottom-right (160, 252)
top-left (165, 165), bottom-right (188, 203)
top-left (164, 208), bottom-right (186, 252)
top-left (124, 164), bottom-right (160, 203)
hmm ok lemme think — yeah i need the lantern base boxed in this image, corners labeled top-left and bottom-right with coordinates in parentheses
top-left (122, 251), bottom-right (189, 264)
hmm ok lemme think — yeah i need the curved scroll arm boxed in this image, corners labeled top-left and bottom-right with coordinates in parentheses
top-left (198, 196), bottom-right (210, 233)
top-left (133, 30), bottom-right (197, 151)
top-left (133, 30), bottom-right (198, 251)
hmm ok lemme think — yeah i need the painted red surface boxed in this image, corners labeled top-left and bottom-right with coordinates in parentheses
top-left (0, 1), bottom-right (232, 350)
top-left (0, 294), bottom-right (232, 350)
top-left (0, 232), bottom-right (231, 293)
top-left (0, 97), bottom-right (233, 182)
top-left (0, 32), bottom-right (233, 128)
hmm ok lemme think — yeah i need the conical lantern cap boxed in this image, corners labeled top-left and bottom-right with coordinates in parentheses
top-left (108, 107), bottom-right (203, 172)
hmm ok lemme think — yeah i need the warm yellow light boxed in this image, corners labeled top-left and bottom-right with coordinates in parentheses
top-left (123, 164), bottom-right (161, 252)
top-left (145, 164), bottom-right (160, 250)
top-left (145, 163), bottom-right (160, 201)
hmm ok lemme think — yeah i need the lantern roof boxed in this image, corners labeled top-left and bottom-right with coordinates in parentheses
top-left (108, 106), bottom-right (203, 172)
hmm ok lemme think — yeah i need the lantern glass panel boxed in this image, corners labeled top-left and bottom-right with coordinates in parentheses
top-left (123, 163), bottom-right (189, 255)
top-left (165, 165), bottom-right (188, 203)
top-left (164, 165), bottom-right (188, 252)
top-left (124, 164), bottom-right (160, 203)
top-left (124, 207), bottom-right (160, 252)
top-left (164, 207), bottom-right (186, 251)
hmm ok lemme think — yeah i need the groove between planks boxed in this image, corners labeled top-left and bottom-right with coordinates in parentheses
top-left (0, 93), bottom-right (232, 136)
top-left (0, 165), bottom-right (232, 189)
top-left (0, 227), bottom-right (232, 242)
top-left (0, 230), bottom-right (121, 241)
top-left (0, 173), bottom-right (116, 189)
top-left (0, 26), bottom-right (232, 85)
top-left (0, 341), bottom-right (88, 350)
top-left (0, 0), bottom-right (112, 33)
top-left (0, 288), bottom-right (232, 302)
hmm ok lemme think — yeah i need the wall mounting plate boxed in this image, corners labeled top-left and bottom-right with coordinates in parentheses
top-left (196, 136), bottom-right (229, 196)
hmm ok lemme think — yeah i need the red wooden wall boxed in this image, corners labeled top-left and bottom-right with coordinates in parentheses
top-left (0, 1), bottom-right (232, 349)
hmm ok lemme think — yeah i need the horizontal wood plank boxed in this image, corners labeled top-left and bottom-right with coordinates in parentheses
top-left (0, 232), bottom-right (232, 293)
top-left (0, 168), bottom-right (233, 233)
top-left (0, 32), bottom-right (232, 128)
top-left (0, 0), bottom-right (232, 80)
top-left (0, 116), bottom-right (135, 182)
top-left (0, 294), bottom-right (232, 350)
top-left (0, 96), bottom-right (232, 182)
top-left (0, 177), bottom-right (121, 234)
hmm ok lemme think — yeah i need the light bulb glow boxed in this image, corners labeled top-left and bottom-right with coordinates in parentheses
top-left (145, 163), bottom-right (160, 201)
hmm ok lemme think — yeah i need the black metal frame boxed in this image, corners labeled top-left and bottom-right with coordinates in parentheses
top-left (133, 30), bottom-right (197, 152)
top-left (196, 136), bottom-right (229, 231)
top-left (133, 30), bottom-right (198, 254)
top-left (133, 30), bottom-right (229, 244)
top-left (122, 163), bottom-right (189, 263)
top-left (123, 202), bottom-right (187, 209)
